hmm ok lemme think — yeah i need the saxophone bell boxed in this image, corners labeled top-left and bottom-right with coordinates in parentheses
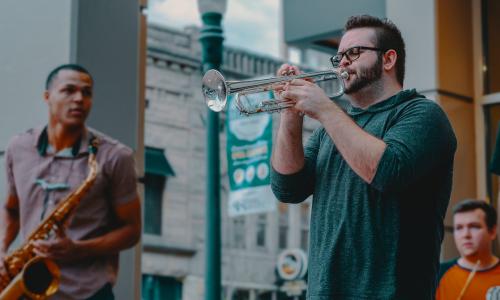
top-left (0, 257), bottom-right (60, 300)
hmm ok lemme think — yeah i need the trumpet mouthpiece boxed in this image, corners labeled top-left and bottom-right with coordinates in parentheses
top-left (340, 71), bottom-right (349, 79)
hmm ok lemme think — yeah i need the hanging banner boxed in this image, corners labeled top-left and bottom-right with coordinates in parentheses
top-left (226, 92), bottom-right (276, 217)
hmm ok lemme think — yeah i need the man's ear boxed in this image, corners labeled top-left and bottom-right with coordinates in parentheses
top-left (488, 225), bottom-right (497, 240)
top-left (383, 49), bottom-right (398, 71)
top-left (43, 90), bottom-right (49, 103)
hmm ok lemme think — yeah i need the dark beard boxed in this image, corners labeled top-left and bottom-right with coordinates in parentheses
top-left (344, 55), bottom-right (383, 94)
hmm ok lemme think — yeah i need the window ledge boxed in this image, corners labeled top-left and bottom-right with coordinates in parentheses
top-left (142, 234), bottom-right (196, 256)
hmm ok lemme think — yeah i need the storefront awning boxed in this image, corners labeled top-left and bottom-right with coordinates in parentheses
top-left (145, 146), bottom-right (175, 177)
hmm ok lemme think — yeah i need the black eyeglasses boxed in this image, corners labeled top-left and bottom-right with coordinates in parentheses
top-left (330, 46), bottom-right (386, 67)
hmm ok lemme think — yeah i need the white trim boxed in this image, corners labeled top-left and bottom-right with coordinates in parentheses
top-left (482, 92), bottom-right (500, 105)
top-left (222, 280), bottom-right (277, 291)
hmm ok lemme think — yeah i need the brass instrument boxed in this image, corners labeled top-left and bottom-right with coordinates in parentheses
top-left (0, 139), bottom-right (99, 300)
top-left (201, 69), bottom-right (349, 115)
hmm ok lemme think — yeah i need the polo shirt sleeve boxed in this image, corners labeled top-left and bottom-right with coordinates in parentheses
top-left (4, 137), bottom-right (18, 197)
top-left (489, 122), bottom-right (500, 175)
top-left (371, 100), bottom-right (457, 192)
top-left (270, 127), bottom-right (321, 203)
top-left (107, 146), bottom-right (138, 205)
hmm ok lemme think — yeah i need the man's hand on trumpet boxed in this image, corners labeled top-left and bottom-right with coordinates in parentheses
top-left (281, 77), bottom-right (334, 121)
top-left (274, 64), bottom-right (304, 118)
top-left (275, 64), bottom-right (335, 121)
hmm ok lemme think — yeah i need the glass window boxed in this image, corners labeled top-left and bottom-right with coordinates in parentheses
top-left (300, 203), bottom-right (311, 252)
top-left (485, 104), bottom-right (500, 206)
top-left (232, 290), bottom-right (250, 300)
top-left (279, 204), bottom-right (289, 249)
top-left (256, 291), bottom-right (274, 300)
top-left (484, 0), bottom-right (500, 94)
top-left (144, 173), bottom-right (165, 235)
top-left (256, 214), bottom-right (267, 248)
top-left (233, 217), bottom-right (246, 249)
top-left (142, 274), bottom-right (182, 300)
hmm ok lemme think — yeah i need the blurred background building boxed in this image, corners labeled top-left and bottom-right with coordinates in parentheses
top-left (141, 23), bottom-right (314, 300)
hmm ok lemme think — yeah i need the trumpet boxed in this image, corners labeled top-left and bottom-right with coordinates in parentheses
top-left (202, 69), bottom-right (349, 115)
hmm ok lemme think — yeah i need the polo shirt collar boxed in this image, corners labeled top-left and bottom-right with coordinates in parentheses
top-left (35, 126), bottom-right (92, 157)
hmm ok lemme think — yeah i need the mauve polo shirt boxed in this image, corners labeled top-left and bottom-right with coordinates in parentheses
top-left (5, 126), bottom-right (138, 299)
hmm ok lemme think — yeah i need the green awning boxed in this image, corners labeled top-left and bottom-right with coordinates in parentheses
top-left (145, 147), bottom-right (175, 177)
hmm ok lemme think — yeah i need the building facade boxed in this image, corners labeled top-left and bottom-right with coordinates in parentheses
top-left (142, 24), bottom-right (317, 300)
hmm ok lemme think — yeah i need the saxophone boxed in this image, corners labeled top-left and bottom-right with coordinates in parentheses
top-left (0, 139), bottom-right (99, 300)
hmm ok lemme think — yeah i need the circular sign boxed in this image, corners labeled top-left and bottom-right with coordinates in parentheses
top-left (233, 168), bottom-right (245, 185)
top-left (245, 165), bottom-right (255, 183)
top-left (277, 249), bottom-right (308, 281)
top-left (257, 163), bottom-right (269, 180)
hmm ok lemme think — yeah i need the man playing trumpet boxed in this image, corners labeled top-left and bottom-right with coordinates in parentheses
top-left (271, 15), bottom-right (457, 299)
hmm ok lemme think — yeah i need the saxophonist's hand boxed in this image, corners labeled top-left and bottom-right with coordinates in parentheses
top-left (32, 230), bottom-right (81, 263)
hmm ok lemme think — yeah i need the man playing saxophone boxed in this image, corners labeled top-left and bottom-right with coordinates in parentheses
top-left (0, 64), bottom-right (141, 299)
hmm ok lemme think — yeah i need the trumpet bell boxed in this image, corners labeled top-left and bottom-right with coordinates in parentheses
top-left (201, 68), bottom-right (349, 115)
top-left (202, 69), bottom-right (228, 112)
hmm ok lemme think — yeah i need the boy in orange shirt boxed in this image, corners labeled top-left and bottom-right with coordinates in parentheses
top-left (436, 199), bottom-right (500, 300)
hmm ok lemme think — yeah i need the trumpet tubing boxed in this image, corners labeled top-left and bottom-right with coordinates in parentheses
top-left (202, 69), bottom-right (349, 115)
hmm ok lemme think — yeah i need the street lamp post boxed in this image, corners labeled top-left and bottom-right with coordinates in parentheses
top-left (198, 1), bottom-right (226, 300)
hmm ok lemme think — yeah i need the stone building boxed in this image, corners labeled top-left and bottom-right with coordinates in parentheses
top-left (141, 23), bottom-right (318, 300)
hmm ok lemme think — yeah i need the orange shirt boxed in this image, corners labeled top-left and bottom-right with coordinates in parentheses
top-left (436, 261), bottom-right (500, 300)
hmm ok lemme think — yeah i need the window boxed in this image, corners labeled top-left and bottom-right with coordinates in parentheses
top-left (278, 204), bottom-right (289, 249)
top-left (233, 216), bottom-right (246, 249)
top-left (145, 86), bottom-right (155, 109)
top-left (300, 203), bottom-right (311, 252)
top-left (142, 275), bottom-right (182, 300)
top-left (144, 147), bottom-right (175, 236)
top-left (256, 214), bottom-right (267, 248)
top-left (483, 0), bottom-right (500, 94)
top-left (232, 289), bottom-right (250, 300)
top-left (144, 173), bottom-right (165, 235)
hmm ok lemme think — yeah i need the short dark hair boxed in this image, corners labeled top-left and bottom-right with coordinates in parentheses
top-left (453, 199), bottom-right (497, 230)
top-left (45, 64), bottom-right (93, 90)
top-left (344, 15), bottom-right (406, 86)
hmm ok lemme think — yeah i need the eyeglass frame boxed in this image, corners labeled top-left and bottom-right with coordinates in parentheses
top-left (330, 46), bottom-right (387, 68)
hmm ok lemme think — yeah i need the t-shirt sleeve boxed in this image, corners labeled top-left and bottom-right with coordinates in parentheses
top-left (489, 122), bottom-right (500, 175)
top-left (107, 146), bottom-right (139, 205)
top-left (371, 100), bottom-right (457, 192)
top-left (270, 128), bottom-right (321, 203)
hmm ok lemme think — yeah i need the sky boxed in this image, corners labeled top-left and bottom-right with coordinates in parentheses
top-left (148, 0), bottom-right (282, 59)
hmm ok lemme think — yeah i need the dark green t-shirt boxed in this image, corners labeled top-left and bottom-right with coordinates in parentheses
top-left (271, 89), bottom-right (457, 300)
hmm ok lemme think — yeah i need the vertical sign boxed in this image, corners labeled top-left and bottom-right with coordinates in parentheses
top-left (226, 92), bottom-right (276, 216)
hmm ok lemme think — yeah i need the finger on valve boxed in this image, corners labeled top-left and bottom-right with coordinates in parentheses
top-left (274, 65), bottom-right (298, 99)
